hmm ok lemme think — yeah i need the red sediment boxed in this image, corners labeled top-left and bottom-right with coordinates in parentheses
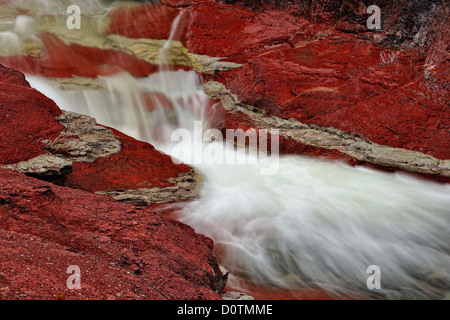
top-left (185, 0), bottom-right (449, 182)
top-left (0, 61), bottom-right (224, 299)
top-left (0, 167), bottom-right (222, 300)
top-left (216, 35), bottom-right (450, 161)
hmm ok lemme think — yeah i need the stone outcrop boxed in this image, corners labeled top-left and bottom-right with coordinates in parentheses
top-left (204, 81), bottom-right (450, 180)
top-left (76, 0), bottom-right (449, 182)
top-left (0, 0), bottom-right (448, 300)
top-left (0, 167), bottom-right (222, 300)
top-left (0, 62), bottom-right (220, 299)
top-left (183, 0), bottom-right (449, 182)
top-left (0, 62), bottom-right (201, 205)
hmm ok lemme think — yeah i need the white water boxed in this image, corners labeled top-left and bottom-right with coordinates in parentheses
top-left (3, 0), bottom-right (449, 299)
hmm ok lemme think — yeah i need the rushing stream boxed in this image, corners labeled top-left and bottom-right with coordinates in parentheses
top-left (1, 0), bottom-right (449, 299)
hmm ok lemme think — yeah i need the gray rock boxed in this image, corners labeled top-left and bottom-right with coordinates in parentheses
top-left (221, 291), bottom-right (255, 300)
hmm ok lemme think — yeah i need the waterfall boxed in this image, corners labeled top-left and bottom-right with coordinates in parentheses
top-left (2, 0), bottom-right (449, 299)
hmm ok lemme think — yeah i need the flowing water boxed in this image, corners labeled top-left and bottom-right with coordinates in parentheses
top-left (2, 0), bottom-right (449, 299)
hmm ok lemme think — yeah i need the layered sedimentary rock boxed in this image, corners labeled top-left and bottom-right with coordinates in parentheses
top-left (2, 0), bottom-right (447, 182)
top-left (0, 63), bottom-right (201, 205)
top-left (75, 0), bottom-right (449, 182)
top-left (0, 167), bottom-right (222, 300)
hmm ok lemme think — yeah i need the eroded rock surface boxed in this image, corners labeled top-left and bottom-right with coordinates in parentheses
top-left (0, 167), bottom-right (222, 300)
top-left (185, 0), bottom-right (449, 182)
top-left (0, 63), bottom-right (201, 204)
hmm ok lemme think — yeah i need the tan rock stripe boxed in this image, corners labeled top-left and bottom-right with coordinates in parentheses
top-left (203, 81), bottom-right (450, 178)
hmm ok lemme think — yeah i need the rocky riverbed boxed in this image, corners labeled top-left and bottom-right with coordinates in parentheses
top-left (0, 0), bottom-right (448, 300)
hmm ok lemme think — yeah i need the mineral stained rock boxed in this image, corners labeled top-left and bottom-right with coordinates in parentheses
top-left (0, 63), bottom-right (218, 299)
top-left (0, 62), bottom-right (201, 204)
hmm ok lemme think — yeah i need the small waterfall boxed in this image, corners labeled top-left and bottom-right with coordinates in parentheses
top-left (1, 0), bottom-right (449, 299)
top-left (0, 31), bottom-right (23, 56)
top-left (160, 10), bottom-right (185, 69)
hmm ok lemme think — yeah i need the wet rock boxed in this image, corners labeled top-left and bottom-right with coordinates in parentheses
top-left (203, 81), bottom-right (450, 182)
top-left (179, 0), bottom-right (450, 182)
top-left (0, 34), bottom-right (159, 78)
top-left (59, 126), bottom-right (202, 205)
top-left (0, 64), bottom-right (63, 165)
top-left (0, 55), bottom-right (221, 299)
top-left (105, 1), bottom-right (184, 42)
top-left (221, 291), bottom-right (255, 300)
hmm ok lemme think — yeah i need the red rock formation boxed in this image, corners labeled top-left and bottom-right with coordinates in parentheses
top-left (0, 0), bottom-right (448, 301)
top-left (0, 167), bottom-right (222, 300)
top-left (215, 34), bottom-right (449, 161)
top-left (0, 64), bottom-right (63, 165)
top-left (61, 126), bottom-right (193, 192)
top-left (181, 0), bottom-right (450, 182)
top-left (2, 0), bottom-right (447, 182)
top-left (185, 2), bottom-right (304, 61)
top-left (105, 1), bottom-right (186, 42)
top-left (0, 63), bottom-right (222, 299)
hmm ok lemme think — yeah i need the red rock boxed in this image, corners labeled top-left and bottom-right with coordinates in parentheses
top-left (0, 60), bottom-right (222, 300)
top-left (185, 2), bottom-right (305, 62)
top-left (177, 0), bottom-right (449, 182)
top-left (207, 98), bottom-right (363, 164)
top-left (0, 167), bottom-right (222, 300)
top-left (0, 64), bottom-right (64, 165)
top-left (0, 63), bottom-right (197, 197)
top-left (220, 0), bottom-right (444, 49)
top-left (61, 126), bottom-right (193, 193)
